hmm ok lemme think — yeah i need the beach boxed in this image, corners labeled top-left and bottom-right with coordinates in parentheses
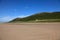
top-left (0, 23), bottom-right (60, 40)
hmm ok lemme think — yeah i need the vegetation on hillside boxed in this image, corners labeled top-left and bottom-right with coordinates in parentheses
top-left (9, 12), bottom-right (60, 22)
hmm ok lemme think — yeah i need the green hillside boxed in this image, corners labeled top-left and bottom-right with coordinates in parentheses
top-left (9, 12), bottom-right (60, 22)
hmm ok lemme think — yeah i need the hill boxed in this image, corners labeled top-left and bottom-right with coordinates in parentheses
top-left (9, 12), bottom-right (60, 22)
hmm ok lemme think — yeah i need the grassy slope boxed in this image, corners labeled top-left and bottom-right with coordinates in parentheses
top-left (9, 12), bottom-right (60, 22)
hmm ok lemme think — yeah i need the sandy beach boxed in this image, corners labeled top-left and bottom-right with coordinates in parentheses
top-left (0, 23), bottom-right (60, 40)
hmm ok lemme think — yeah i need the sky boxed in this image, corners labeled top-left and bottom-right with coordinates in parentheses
top-left (0, 0), bottom-right (60, 22)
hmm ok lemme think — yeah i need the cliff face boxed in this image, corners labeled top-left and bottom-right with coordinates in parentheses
top-left (9, 12), bottom-right (60, 22)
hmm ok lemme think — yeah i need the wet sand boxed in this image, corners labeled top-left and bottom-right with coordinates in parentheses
top-left (0, 23), bottom-right (60, 40)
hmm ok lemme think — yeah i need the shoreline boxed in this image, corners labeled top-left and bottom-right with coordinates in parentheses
top-left (0, 22), bottom-right (60, 25)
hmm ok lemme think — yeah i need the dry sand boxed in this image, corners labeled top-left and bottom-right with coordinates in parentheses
top-left (0, 23), bottom-right (60, 40)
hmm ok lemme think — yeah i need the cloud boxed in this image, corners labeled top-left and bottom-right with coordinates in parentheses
top-left (17, 15), bottom-right (29, 18)
top-left (0, 16), bottom-right (14, 22)
top-left (25, 6), bottom-right (29, 9)
top-left (0, 15), bottom-right (30, 22)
